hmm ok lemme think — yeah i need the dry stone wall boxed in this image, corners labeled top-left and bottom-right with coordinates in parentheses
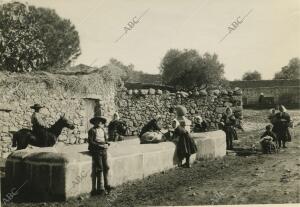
top-left (0, 72), bottom-right (117, 158)
top-left (115, 87), bottom-right (243, 135)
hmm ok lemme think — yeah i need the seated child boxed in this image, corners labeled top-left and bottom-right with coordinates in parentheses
top-left (192, 116), bottom-right (208, 132)
top-left (260, 125), bottom-right (277, 154)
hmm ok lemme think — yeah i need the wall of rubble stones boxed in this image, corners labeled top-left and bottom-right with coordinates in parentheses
top-left (115, 87), bottom-right (243, 135)
top-left (0, 72), bottom-right (117, 158)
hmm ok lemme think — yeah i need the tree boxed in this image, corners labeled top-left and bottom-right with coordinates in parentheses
top-left (0, 2), bottom-right (80, 72)
top-left (274, 57), bottom-right (300, 80)
top-left (102, 58), bottom-right (135, 81)
top-left (159, 49), bottom-right (225, 89)
top-left (242, 70), bottom-right (262, 81)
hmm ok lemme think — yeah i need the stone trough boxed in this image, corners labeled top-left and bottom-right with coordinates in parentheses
top-left (5, 130), bottom-right (226, 200)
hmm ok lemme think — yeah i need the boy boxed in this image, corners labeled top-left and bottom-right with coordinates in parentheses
top-left (88, 115), bottom-right (113, 195)
top-left (260, 125), bottom-right (277, 154)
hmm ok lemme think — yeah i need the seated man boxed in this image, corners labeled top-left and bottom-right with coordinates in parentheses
top-left (260, 125), bottom-right (277, 154)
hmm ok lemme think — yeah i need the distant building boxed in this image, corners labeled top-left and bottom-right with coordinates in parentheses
top-left (230, 79), bottom-right (300, 107)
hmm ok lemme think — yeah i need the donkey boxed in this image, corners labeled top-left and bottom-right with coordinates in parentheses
top-left (12, 114), bottom-right (75, 150)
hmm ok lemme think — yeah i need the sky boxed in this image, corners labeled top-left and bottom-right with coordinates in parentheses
top-left (6, 0), bottom-right (300, 80)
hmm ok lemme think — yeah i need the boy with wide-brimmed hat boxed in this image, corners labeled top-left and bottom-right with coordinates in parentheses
top-left (88, 115), bottom-right (113, 195)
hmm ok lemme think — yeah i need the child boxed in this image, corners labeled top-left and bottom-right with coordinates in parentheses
top-left (192, 116), bottom-right (208, 132)
top-left (88, 115), bottom-right (113, 196)
top-left (260, 125), bottom-right (277, 154)
top-left (172, 119), bottom-right (198, 168)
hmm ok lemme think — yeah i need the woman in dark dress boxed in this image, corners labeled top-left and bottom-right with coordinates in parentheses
top-left (172, 119), bottom-right (198, 168)
top-left (139, 116), bottom-right (162, 138)
top-left (272, 105), bottom-right (291, 148)
top-left (192, 116), bottom-right (208, 132)
top-left (220, 107), bottom-right (238, 150)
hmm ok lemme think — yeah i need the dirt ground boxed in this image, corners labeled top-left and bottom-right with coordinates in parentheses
top-left (1, 109), bottom-right (300, 206)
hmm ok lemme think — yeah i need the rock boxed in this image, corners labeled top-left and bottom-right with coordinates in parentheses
top-left (156, 89), bottom-right (163, 95)
top-left (223, 102), bottom-right (232, 107)
top-left (199, 89), bottom-right (207, 96)
top-left (140, 89), bottom-right (148, 95)
top-left (149, 88), bottom-right (156, 95)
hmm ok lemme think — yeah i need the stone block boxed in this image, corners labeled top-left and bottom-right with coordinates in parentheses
top-left (156, 89), bottom-right (163, 95)
top-left (149, 88), bottom-right (156, 95)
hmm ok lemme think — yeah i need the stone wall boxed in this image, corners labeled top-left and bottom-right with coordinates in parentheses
top-left (0, 71), bottom-right (118, 158)
top-left (115, 87), bottom-right (243, 135)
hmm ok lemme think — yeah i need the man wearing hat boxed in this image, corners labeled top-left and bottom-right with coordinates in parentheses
top-left (88, 115), bottom-right (113, 195)
top-left (30, 104), bottom-right (47, 142)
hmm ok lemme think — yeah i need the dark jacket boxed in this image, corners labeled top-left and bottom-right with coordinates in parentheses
top-left (220, 114), bottom-right (238, 141)
top-left (108, 120), bottom-right (126, 141)
top-left (193, 121), bottom-right (208, 133)
top-left (139, 119), bottom-right (161, 138)
top-left (272, 112), bottom-right (291, 141)
top-left (260, 131), bottom-right (277, 141)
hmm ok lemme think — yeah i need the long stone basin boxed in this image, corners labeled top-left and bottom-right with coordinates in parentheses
top-left (5, 130), bottom-right (226, 200)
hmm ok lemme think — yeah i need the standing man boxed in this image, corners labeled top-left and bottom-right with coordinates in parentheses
top-left (88, 115), bottom-right (113, 195)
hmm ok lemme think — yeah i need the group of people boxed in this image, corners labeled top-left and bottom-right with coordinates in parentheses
top-left (87, 112), bottom-right (210, 195)
top-left (27, 103), bottom-right (293, 196)
top-left (260, 105), bottom-right (292, 153)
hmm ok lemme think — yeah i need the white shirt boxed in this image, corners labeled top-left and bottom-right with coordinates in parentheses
top-left (95, 127), bottom-right (106, 143)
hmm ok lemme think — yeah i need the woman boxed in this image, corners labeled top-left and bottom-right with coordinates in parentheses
top-left (108, 112), bottom-right (126, 142)
top-left (268, 108), bottom-right (277, 125)
top-left (260, 125), bottom-right (277, 154)
top-left (139, 115), bottom-right (162, 138)
top-left (220, 107), bottom-right (238, 150)
top-left (272, 105), bottom-right (291, 148)
top-left (192, 116), bottom-right (208, 132)
top-left (172, 119), bottom-right (198, 168)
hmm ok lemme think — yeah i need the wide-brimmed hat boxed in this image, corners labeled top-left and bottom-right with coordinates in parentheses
top-left (30, 104), bottom-right (44, 110)
top-left (90, 116), bottom-right (107, 125)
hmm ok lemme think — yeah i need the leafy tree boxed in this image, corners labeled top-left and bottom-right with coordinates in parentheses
top-left (159, 49), bottom-right (225, 89)
top-left (102, 58), bottom-right (135, 81)
top-left (0, 2), bottom-right (47, 72)
top-left (274, 57), bottom-right (300, 80)
top-left (242, 70), bottom-right (262, 81)
top-left (0, 2), bottom-right (80, 72)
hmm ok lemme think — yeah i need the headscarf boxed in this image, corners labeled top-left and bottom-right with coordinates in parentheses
top-left (225, 107), bottom-right (233, 116)
top-left (112, 112), bottom-right (120, 121)
top-left (279, 105), bottom-right (287, 113)
top-left (172, 119), bottom-right (180, 129)
top-left (154, 115), bottom-right (162, 121)
top-left (194, 116), bottom-right (203, 124)
top-left (269, 108), bottom-right (276, 115)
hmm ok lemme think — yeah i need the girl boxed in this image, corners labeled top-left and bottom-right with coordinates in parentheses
top-left (220, 107), bottom-right (238, 150)
top-left (172, 119), bottom-right (198, 168)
